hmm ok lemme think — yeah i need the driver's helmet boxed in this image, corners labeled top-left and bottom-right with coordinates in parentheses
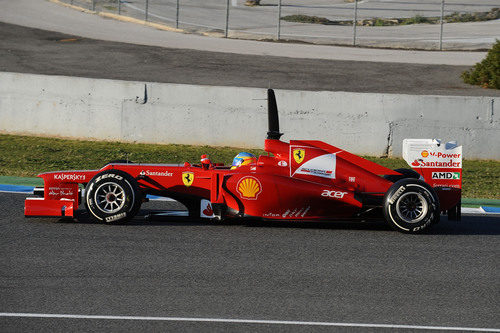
top-left (231, 152), bottom-right (257, 170)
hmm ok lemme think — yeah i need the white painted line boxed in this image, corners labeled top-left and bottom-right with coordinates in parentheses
top-left (461, 207), bottom-right (484, 214)
top-left (152, 211), bottom-right (189, 217)
top-left (0, 313), bottom-right (499, 332)
top-left (0, 189), bottom-right (177, 201)
top-left (0, 190), bottom-right (34, 194)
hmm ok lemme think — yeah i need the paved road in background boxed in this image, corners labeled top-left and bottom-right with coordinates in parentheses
top-left (1, 193), bottom-right (499, 332)
top-left (111, 0), bottom-right (500, 49)
top-left (2, 22), bottom-right (500, 97)
top-left (0, 0), bottom-right (492, 64)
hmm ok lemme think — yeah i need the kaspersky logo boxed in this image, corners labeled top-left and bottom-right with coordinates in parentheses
top-left (432, 172), bottom-right (460, 180)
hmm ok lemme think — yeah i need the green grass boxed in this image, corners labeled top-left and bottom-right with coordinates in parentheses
top-left (0, 134), bottom-right (264, 177)
top-left (281, 8), bottom-right (500, 27)
top-left (401, 15), bottom-right (430, 25)
top-left (0, 134), bottom-right (498, 198)
top-left (102, 5), bottom-right (117, 11)
top-left (281, 15), bottom-right (331, 25)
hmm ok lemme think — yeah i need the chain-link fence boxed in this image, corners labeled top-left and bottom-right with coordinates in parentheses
top-left (63, 0), bottom-right (499, 50)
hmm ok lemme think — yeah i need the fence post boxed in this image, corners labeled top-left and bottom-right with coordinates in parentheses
top-left (225, 0), bottom-right (230, 37)
top-left (118, 0), bottom-right (121, 15)
top-left (276, 0), bottom-right (282, 40)
top-left (352, 0), bottom-right (358, 46)
top-left (145, 0), bottom-right (149, 21)
top-left (439, 0), bottom-right (445, 50)
top-left (176, 0), bottom-right (180, 28)
top-left (91, 0), bottom-right (95, 11)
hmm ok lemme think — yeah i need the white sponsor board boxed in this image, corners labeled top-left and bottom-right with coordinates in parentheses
top-left (403, 139), bottom-right (462, 169)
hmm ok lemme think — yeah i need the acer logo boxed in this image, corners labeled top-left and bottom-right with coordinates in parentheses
top-left (321, 190), bottom-right (347, 199)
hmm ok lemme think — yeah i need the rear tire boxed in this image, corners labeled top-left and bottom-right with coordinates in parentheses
top-left (85, 170), bottom-right (142, 223)
top-left (383, 179), bottom-right (439, 233)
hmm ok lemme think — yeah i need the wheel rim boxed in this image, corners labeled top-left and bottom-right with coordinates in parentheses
top-left (94, 182), bottom-right (126, 214)
top-left (395, 192), bottom-right (428, 224)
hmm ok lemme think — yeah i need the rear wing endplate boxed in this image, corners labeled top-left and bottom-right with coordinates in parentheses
top-left (402, 139), bottom-right (462, 190)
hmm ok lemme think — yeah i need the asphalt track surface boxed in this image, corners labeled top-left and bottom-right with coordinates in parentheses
top-left (1, 192), bottom-right (499, 332)
top-left (1, 21), bottom-right (500, 97)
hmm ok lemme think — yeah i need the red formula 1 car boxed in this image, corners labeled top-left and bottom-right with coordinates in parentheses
top-left (25, 90), bottom-right (462, 233)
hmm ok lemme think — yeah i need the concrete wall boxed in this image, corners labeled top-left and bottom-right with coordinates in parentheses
top-left (1, 72), bottom-right (498, 159)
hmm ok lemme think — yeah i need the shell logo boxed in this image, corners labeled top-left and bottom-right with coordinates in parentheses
top-left (236, 176), bottom-right (262, 200)
top-left (421, 150), bottom-right (429, 158)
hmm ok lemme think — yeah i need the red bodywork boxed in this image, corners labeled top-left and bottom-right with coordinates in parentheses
top-left (24, 138), bottom-right (461, 221)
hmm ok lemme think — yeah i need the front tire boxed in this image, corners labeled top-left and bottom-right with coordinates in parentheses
top-left (85, 170), bottom-right (142, 223)
top-left (383, 179), bottom-right (439, 233)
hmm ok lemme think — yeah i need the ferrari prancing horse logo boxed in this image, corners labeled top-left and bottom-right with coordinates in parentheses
top-left (182, 172), bottom-right (194, 187)
top-left (293, 149), bottom-right (305, 164)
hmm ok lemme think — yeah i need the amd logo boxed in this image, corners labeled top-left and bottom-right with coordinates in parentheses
top-left (432, 172), bottom-right (460, 180)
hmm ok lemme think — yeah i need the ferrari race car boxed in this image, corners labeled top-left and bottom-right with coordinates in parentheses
top-left (25, 89), bottom-right (462, 233)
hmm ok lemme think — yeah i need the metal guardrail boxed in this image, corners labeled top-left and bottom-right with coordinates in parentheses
top-left (63, 0), bottom-right (499, 50)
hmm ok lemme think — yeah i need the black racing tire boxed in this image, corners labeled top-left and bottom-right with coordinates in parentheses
top-left (85, 169), bottom-right (142, 223)
top-left (384, 168), bottom-right (421, 183)
top-left (383, 179), bottom-right (440, 233)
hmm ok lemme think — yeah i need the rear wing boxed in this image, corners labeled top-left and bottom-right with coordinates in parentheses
top-left (402, 139), bottom-right (462, 190)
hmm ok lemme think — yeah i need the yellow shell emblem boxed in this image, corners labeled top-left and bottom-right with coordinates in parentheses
top-left (293, 148), bottom-right (305, 164)
top-left (237, 177), bottom-right (262, 200)
top-left (182, 172), bottom-right (194, 187)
